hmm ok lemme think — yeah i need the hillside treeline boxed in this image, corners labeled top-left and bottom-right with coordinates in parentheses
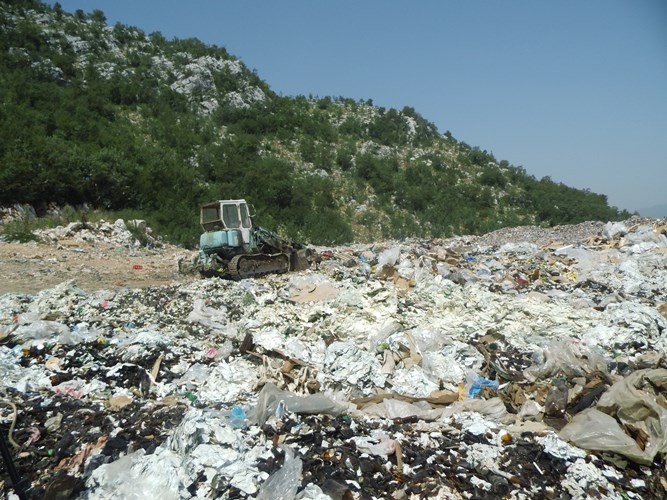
top-left (0, 1), bottom-right (631, 246)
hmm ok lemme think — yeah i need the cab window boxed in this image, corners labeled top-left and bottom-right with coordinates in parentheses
top-left (201, 206), bottom-right (220, 224)
top-left (222, 204), bottom-right (240, 228)
top-left (240, 203), bottom-right (251, 228)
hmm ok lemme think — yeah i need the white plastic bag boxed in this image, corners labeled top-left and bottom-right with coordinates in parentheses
top-left (187, 298), bottom-right (228, 332)
top-left (352, 432), bottom-right (397, 456)
top-left (560, 369), bottom-right (667, 464)
top-left (559, 409), bottom-right (646, 463)
top-left (248, 383), bottom-right (345, 426)
top-left (375, 247), bottom-right (401, 275)
top-left (13, 320), bottom-right (69, 341)
top-left (256, 446), bottom-right (303, 500)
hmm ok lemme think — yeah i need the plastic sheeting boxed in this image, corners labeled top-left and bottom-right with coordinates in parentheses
top-left (560, 369), bottom-right (667, 464)
top-left (248, 383), bottom-right (346, 426)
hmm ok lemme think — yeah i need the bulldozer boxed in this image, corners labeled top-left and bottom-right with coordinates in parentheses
top-left (194, 199), bottom-right (310, 280)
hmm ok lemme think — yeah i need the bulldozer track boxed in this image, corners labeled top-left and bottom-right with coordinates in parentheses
top-left (228, 253), bottom-right (290, 280)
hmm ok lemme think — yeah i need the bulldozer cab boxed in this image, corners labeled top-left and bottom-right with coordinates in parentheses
top-left (200, 200), bottom-right (253, 243)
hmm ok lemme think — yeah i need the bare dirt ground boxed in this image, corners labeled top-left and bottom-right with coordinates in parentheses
top-left (0, 239), bottom-right (197, 295)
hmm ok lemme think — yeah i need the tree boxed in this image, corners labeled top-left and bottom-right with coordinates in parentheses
top-left (91, 9), bottom-right (106, 23)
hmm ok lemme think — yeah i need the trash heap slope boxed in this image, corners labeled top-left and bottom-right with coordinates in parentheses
top-left (1, 217), bottom-right (667, 499)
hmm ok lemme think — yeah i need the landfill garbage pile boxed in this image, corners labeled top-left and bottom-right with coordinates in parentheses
top-left (35, 218), bottom-right (163, 249)
top-left (1, 217), bottom-right (667, 499)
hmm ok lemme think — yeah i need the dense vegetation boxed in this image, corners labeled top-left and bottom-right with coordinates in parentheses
top-left (0, 0), bottom-right (631, 246)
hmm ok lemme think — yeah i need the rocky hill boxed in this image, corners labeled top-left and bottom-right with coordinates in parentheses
top-left (0, 0), bottom-right (631, 246)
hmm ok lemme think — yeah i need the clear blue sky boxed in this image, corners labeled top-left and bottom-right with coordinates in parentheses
top-left (49, 0), bottom-right (667, 214)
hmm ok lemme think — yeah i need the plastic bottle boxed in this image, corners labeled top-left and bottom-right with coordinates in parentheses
top-left (228, 405), bottom-right (247, 428)
top-left (544, 380), bottom-right (568, 416)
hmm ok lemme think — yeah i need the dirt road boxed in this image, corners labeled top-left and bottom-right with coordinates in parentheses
top-left (0, 239), bottom-right (197, 295)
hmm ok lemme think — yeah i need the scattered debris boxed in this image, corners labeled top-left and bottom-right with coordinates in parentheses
top-left (1, 216), bottom-right (667, 497)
